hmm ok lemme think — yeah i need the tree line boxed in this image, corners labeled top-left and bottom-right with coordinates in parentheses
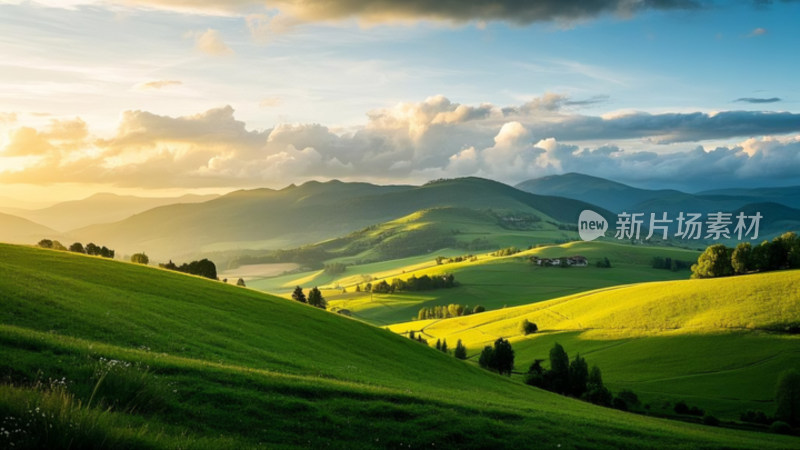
top-left (159, 258), bottom-right (217, 280)
top-left (691, 232), bottom-right (800, 279)
top-left (416, 303), bottom-right (485, 320)
top-left (363, 273), bottom-right (457, 294)
top-left (38, 239), bottom-right (115, 258)
top-left (651, 256), bottom-right (692, 271)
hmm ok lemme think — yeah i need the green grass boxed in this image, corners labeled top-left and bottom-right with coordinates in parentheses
top-left (1, 243), bottom-right (795, 448)
top-left (388, 269), bottom-right (800, 424)
top-left (318, 241), bottom-right (701, 325)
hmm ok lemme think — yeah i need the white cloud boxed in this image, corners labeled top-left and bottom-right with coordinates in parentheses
top-left (190, 29), bottom-right (234, 56)
top-left (3, 96), bottom-right (800, 190)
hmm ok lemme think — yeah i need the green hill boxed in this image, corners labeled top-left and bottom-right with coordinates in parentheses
top-left (70, 177), bottom-right (611, 262)
top-left (0, 243), bottom-right (794, 448)
top-left (388, 270), bottom-right (800, 422)
top-left (251, 241), bottom-right (700, 325)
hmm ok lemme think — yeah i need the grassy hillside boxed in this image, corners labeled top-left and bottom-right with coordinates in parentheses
top-left (250, 241), bottom-right (701, 325)
top-left (0, 243), bottom-right (794, 448)
top-left (388, 270), bottom-right (800, 422)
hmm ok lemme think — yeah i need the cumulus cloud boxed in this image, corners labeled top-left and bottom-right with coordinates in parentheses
top-left (135, 80), bottom-right (183, 90)
top-left (189, 29), bottom-right (234, 56)
top-left (3, 96), bottom-right (800, 190)
top-left (734, 97), bottom-right (781, 104)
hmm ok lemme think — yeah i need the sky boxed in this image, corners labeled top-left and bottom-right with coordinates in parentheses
top-left (1, 0), bottom-right (800, 205)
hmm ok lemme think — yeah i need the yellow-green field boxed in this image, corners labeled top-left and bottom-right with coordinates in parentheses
top-left (388, 270), bottom-right (800, 421)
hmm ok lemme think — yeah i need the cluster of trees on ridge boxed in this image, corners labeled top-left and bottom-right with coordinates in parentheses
top-left (416, 304), bottom-right (484, 320)
top-left (159, 258), bottom-right (218, 280)
top-left (692, 232), bottom-right (800, 279)
top-left (38, 239), bottom-right (115, 258)
top-left (291, 286), bottom-right (327, 309)
top-left (360, 273), bottom-right (457, 294)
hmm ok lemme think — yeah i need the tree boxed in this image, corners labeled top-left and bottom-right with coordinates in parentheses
top-left (85, 242), bottom-right (100, 255)
top-left (37, 239), bottom-right (53, 249)
top-left (435, 339), bottom-right (442, 351)
top-left (292, 286), bottom-right (307, 303)
top-left (52, 241), bottom-right (67, 251)
top-left (454, 339), bottom-right (467, 360)
top-left (521, 319), bottom-right (538, 335)
top-left (236, 278), bottom-right (246, 287)
top-left (691, 244), bottom-right (733, 279)
top-left (493, 338), bottom-right (514, 376)
top-left (441, 339), bottom-right (448, 353)
top-left (472, 305), bottom-right (485, 314)
top-left (583, 365), bottom-right (612, 406)
top-left (307, 287), bottom-right (326, 309)
top-left (409, 330), bottom-right (416, 340)
top-left (548, 343), bottom-right (570, 394)
top-left (775, 369), bottom-right (800, 426)
top-left (731, 242), bottom-right (752, 275)
top-left (568, 354), bottom-right (589, 398)
top-left (478, 346), bottom-right (495, 371)
top-left (130, 253), bottom-right (149, 265)
top-left (69, 242), bottom-right (85, 253)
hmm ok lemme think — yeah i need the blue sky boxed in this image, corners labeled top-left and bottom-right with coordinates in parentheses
top-left (1, 0), bottom-right (799, 203)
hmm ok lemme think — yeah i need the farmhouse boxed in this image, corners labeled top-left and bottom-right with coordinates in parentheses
top-left (531, 256), bottom-right (589, 267)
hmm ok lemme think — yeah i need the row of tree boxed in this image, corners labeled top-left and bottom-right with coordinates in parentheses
top-left (435, 254), bottom-right (478, 265)
top-left (367, 273), bottom-right (457, 294)
top-left (691, 232), bottom-right (800, 279)
top-left (416, 304), bottom-right (485, 320)
top-left (491, 246), bottom-right (521, 257)
top-left (291, 286), bottom-right (327, 309)
top-left (38, 239), bottom-right (115, 259)
top-left (159, 259), bottom-right (217, 280)
top-left (525, 343), bottom-right (616, 407)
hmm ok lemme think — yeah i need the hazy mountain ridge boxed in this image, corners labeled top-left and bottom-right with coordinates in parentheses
top-left (0, 212), bottom-right (58, 244)
top-left (1, 192), bottom-right (220, 231)
top-left (69, 177), bottom-right (612, 261)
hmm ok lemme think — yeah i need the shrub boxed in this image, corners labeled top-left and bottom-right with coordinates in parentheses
top-left (130, 253), bottom-right (149, 265)
top-left (520, 319), bottom-right (538, 335)
top-left (769, 421), bottom-right (792, 435)
top-left (702, 414), bottom-right (720, 426)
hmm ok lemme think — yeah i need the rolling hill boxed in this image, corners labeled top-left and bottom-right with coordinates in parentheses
top-left (0, 212), bottom-right (58, 245)
top-left (388, 270), bottom-right (800, 422)
top-left (70, 178), bottom-right (613, 262)
top-left (0, 243), bottom-right (795, 448)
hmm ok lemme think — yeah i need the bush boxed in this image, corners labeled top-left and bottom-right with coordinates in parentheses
top-left (769, 421), bottom-right (792, 435)
top-left (130, 253), bottom-right (149, 265)
top-left (612, 396), bottom-right (628, 411)
top-left (520, 319), bottom-right (538, 335)
top-left (775, 368), bottom-right (800, 425)
top-left (674, 401), bottom-right (689, 415)
top-left (740, 410), bottom-right (771, 425)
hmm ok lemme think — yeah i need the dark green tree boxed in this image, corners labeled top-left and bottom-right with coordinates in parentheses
top-left (454, 339), bottom-right (467, 360)
top-left (292, 286), bottom-right (307, 303)
top-left (131, 253), bottom-right (149, 265)
top-left (731, 242), bottom-right (752, 275)
top-left (521, 319), bottom-right (538, 335)
top-left (236, 278), bottom-right (246, 287)
top-left (68, 242), bottom-right (85, 253)
top-left (85, 242), bottom-right (100, 255)
top-left (549, 343), bottom-right (570, 394)
top-left (568, 354), bottom-right (589, 398)
top-left (493, 338), bottom-right (515, 376)
top-left (478, 346), bottom-right (495, 370)
top-left (775, 369), bottom-right (800, 426)
top-left (472, 305), bottom-right (485, 314)
top-left (435, 339), bottom-right (442, 351)
top-left (441, 339), bottom-right (448, 353)
top-left (583, 365), bottom-right (612, 406)
top-left (307, 287), bottom-right (326, 309)
top-left (691, 244), bottom-right (733, 279)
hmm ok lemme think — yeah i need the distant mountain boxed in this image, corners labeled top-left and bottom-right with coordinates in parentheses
top-left (729, 202), bottom-right (800, 241)
top-left (516, 173), bottom-right (685, 212)
top-left (71, 177), bottom-right (611, 261)
top-left (0, 212), bottom-right (58, 245)
top-left (697, 186), bottom-right (800, 210)
top-left (516, 173), bottom-right (800, 214)
top-left (5, 192), bottom-right (219, 231)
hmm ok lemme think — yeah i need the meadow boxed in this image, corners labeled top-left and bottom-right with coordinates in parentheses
top-left (1, 243), bottom-right (796, 448)
top-left (388, 269), bottom-right (800, 423)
